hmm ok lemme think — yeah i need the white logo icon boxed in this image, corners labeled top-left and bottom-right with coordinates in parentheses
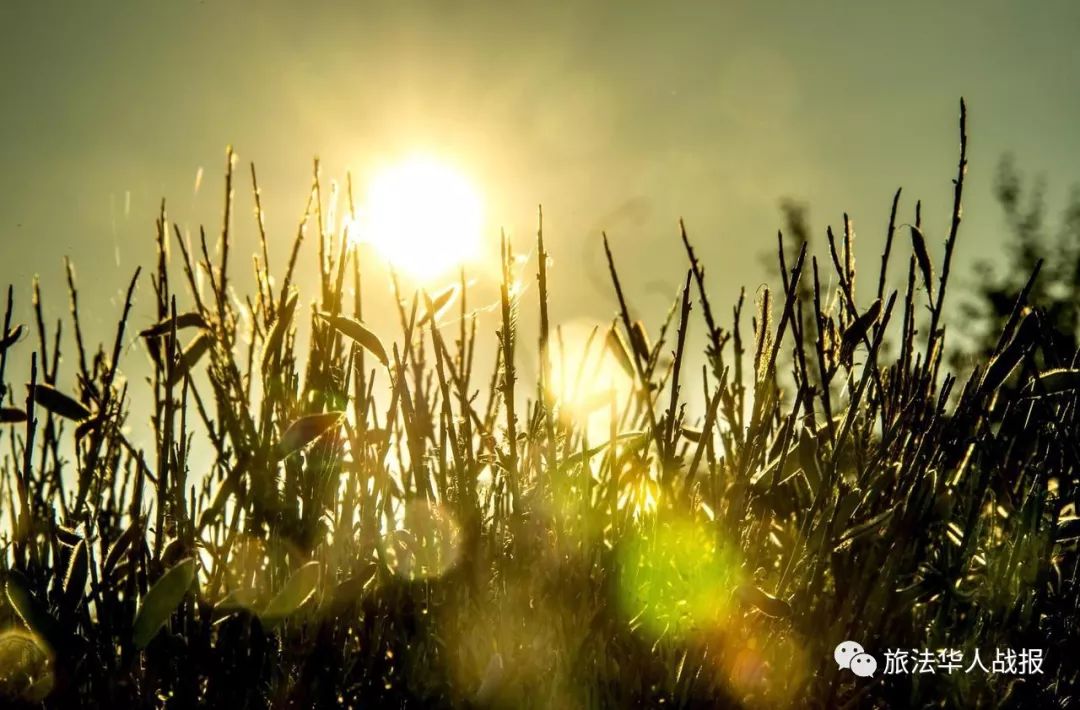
top-left (850, 652), bottom-right (877, 677)
top-left (834, 641), bottom-right (865, 670)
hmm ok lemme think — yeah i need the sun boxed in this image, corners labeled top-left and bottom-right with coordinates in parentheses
top-left (354, 155), bottom-right (485, 280)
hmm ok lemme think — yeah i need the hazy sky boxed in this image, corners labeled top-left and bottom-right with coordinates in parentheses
top-left (2, 1), bottom-right (1079, 366)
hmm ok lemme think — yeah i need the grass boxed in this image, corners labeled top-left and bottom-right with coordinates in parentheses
top-left (0, 99), bottom-right (1078, 708)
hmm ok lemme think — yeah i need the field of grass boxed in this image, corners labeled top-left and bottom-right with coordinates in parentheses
top-left (1, 101), bottom-right (1077, 708)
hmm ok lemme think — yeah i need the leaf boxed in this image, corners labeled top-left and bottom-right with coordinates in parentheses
top-left (103, 522), bottom-right (141, 578)
top-left (318, 314), bottom-right (389, 367)
top-left (1024, 368), bottom-right (1080, 397)
top-left (167, 333), bottom-right (212, 387)
top-left (31, 383), bottom-right (92, 421)
top-left (558, 431), bottom-right (648, 473)
top-left (909, 225), bottom-right (934, 303)
top-left (276, 412), bottom-right (345, 459)
top-left (161, 538), bottom-right (191, 569)
top-left (839, 298), bottom-right (882, 366)
top-left (629, 320), bottom-right (651, 362)
top-left (605, 326), bottom-right (636, 379)
top-left (74, 415), bottom-right (103, 441)
top-left (5, 570), bottom-right (63, 648)
top-left (834, 508), bottom-right (895, 550)
top-left (680, 426), bottom-right (704, 443)
top-left (0, 407), bottom-right (28, 424)
top-left (1056, 515), bottom-right (1080, 543)
top-left (24, 672), bottom-right (55, 704)
top-left (55, 525), bottom-right (83, 547)
top-left (261, 561), bottom-right (320, 623)
top-left (329, 565), bottom-right (378, 607)
top-left (419, 284), bottom-right (459, 325)
top-left (262, 290), bottom-right (299, 371)
top-left (979, 311), bottom-right (1038, 396)
top-left (213, 587), bottom-right (260, 619)
top-left (753, 287), bottom-right (774, 380)
top-left (132, 558), bottom-right (196, 649)
top-left (749, 456), bottom-right (782, 491)
top-left (63, 540), bottom-right (89, 609)
top-left (138, 311), bottom-right (208, 338)
top-left (893, 579), bottom-right (939, 612)
top-left (830, 489), bottom-right (863, 537)
top-left (751, 439), bottom-right (801, 492)
top-left (734, 584), bottom-right (792, 618)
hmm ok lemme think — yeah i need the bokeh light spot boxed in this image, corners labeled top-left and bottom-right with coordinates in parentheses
top-left (0, 629), bottom-right (53, 703)
top-left (381, 499), bottom-right (462, 580)
top-left (618, 515), bottom-right (744, 638)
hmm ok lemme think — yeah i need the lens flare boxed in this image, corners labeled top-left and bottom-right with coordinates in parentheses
top-left (0, 629), bottom-right (53, 702)
top-left (381, 499), bottom-right (462, 580)
top-left (618, 515), bottom-right (744, 638)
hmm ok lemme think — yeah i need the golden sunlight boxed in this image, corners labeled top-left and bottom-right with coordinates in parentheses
top-left (354, 155), bottom-right (485, 279)
top-left (547, 319), bottom-right (637, 438)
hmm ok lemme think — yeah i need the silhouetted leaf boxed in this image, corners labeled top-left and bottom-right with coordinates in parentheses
top-left (261, 561), bottom-right (320, 623)
top-left (1, 407), bottom-right (27, 424)
top-left (31, 383), bottom-right (91, 421)
top-left (980, 310), bottom-right (1038, 396)
top-left (133, 558), bottom-right (196, 649)
top-left (834, 508), bottom-right (895, 550)
top-left (909, 225), bottom-right (934, 303)
top-left (329, 565), bottom-right (378, 608)
top-left (318, 314), bottom-right (389, 367)
top-left (103, 522), bottom-right (140, 578)
top-left (680, 426), bottom-right (703, 442)
top-left (213, 587), bottom-right (260, 619)
top-left (840, 298), bottom-right (882, 366)
top-left (161, 538), bottom-right (191, 569)
top-left (558, 431), bottom-right (648, 473)
top-left (63, 540), bottom-right (89, 609)
top-left (1024, 368), bottom-right (1080, 397)
top-left (5, 570), bottom-right (63, 648)
top-left (629, 320), bottom-right (651, 362)
top-left (139, 312), bottom-right (207, 338)
top-left (605, 326), bottom-right (636, 379)
top-left (1056, 515), bottom-right (1080, 543)
top-left (419, 284), bottom-right (459, 325)
top-left (167, 333), bottom-right (212, 387)
top-left (276, 412), bottom-right (344, 459)
top-left (55, 525), bottom-right (82, 547)
top-left (74, 415), bottom-right (103, 441)
top-left (831, 489), bottom-right (863, 537)
top-left (734, 584), bottom-right (792, 618)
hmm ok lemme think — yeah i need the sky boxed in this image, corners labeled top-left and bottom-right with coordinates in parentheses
top-left (2, 1), bottom-right (1079, 399)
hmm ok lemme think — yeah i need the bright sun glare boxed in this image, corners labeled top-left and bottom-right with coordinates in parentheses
top-left (354, 156), bottom-right (485, 280)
